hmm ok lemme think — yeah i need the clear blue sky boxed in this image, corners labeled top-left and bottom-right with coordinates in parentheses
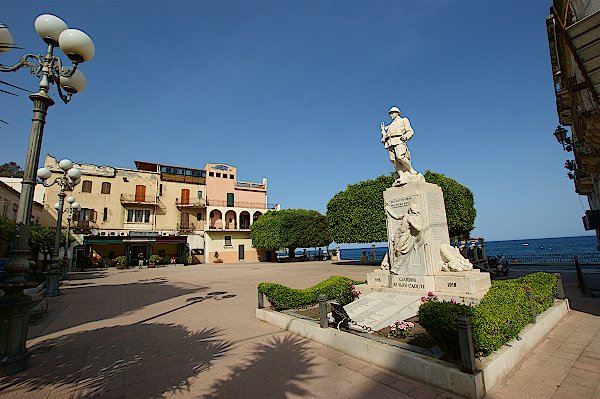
top-left (0, 1), bottom-right (592, 244)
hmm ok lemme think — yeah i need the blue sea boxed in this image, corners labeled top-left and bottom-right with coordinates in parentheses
top-left (331, 236), bottom-right (599, 261)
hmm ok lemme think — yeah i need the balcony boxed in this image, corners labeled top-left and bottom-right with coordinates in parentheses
top-left (206, 199), bottom-right (277, 209)
top-left (177, 223), bottom-right (196, 233)
top-left (176, 198), bottom-right (206, 208)
top-left (120, 194), bottom-right (160, 206)
top-left (72, 220), bottom-right (97, 232)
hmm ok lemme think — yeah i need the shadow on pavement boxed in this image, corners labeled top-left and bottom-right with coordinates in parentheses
top-left (0, 323), bottom-right (232, 398)
top-left (205, 334), bottom-right (318, 398)
top-left (34, 278), bottom-right (211, 337)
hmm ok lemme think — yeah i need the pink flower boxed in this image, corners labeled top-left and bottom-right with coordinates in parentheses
top-left (427, 292), bottom-right (433, 296)
top-left (399, 325), bottom-right (406, 330)
top-left (450, 299), bottom-right (457, 304)
top-left (407, 322), bottom-right (414, 328)
top-left (421, 297), bottom-right (427, 302)
top-left (391, 325), bottom-right (396, 330)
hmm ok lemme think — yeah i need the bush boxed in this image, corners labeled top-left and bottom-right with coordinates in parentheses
top-left (149, 254), bottom-right (162, 264)
top-left (258, 276), bottom-right (365, 310)
top-left (418, 272), bottom-right (557, 357)
top-left (115, 255), bottom-right (126, 265)
top-left (25, 271), bottom-right (47, 287)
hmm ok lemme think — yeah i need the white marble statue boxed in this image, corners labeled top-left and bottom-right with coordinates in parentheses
top-left (385, 203), bottom-right (423, 275)
top-left (439, 243), bottom-right (473, 272)
top-left (381, 107), bottom-right (425, 186)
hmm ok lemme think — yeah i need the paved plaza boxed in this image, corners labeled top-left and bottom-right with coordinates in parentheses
top-left (0, 262), bottom-right (599, 398)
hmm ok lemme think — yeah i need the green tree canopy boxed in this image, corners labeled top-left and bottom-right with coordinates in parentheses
top-left (0, 162), bottom-right (23, 177)
top-left (326, 171), bottom-right (476, 244)
top-left (250, 209), bottom-right (332, 257)
top-left (28, 225), bottom-right (56, 267)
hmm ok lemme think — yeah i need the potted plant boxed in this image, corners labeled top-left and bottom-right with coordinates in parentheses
top-left (214, 251), bottom-right (223, 263)
top-left (149, 254), bottom-right (161, 268)
top-left (331, 248), bottom-right (339, 261)
top-left (116, 255), bottom-right (127, 269)
top-left (186, 255), bottom-right (193, 265)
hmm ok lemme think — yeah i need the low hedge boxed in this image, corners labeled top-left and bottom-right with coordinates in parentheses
top-left (418, 272), bottom-right (557, 357)
top-left (258, 276), bottom-right (365, 310)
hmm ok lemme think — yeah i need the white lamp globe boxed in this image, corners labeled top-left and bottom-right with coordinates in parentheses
top-left (58, 159), bottom-right (73, 171)
top-left (72, 202), bottom-right (81, 210)
top-left (0, 23), bottom-right (14, 53)
top-left (58, 28), bottom-right (94, 63)
top-left (67, 167), bottom-right (82, 179)
top-left (34, 14), bottom-right (68, 45)
top-left (37, 167), bottom-right (52, 180)
top-left (59, 68), bottom-right (87, 93)
top-left (54, 203), bottom-right (61, 211)
top-left (72, 178), bottom-right (81, 186)
top-left (66, 196), bottom-right (76, 204)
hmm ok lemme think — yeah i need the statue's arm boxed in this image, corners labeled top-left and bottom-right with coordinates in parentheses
top-left (402, 118), bottom-right (414, 141)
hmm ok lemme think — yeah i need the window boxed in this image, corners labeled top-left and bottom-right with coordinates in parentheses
top-left (2, 201), bottom-right (7, 217)
top-left (101, 182), bottom-right (111, 194)
top-left (127, 209), bottom-right (150, 223)
top-left (82, 180), bottom-right (92, 193)
top-left (79, 208), bottom-right (95, 221)
top-left (227, 193), bottom-right (234, 207)
top-left (196, 212), bottom-right (203, 220)
top-left (159, 184), bottom-right (163, 196)
top-left (103, 207), bottom-right (108, 222)
top-left (209, 172), bottom-right (214, 177)
top-left (197, 190), bottom-right (202, 199)
top-left (224, 235), bottom-right (232, 247)
top-left (229, 174), bottom-right (234, 179)
top-left (216, 173), bottom-right (221, 178)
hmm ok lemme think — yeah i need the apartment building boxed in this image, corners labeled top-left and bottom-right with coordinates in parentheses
top-left (41, 155), bottom-right (277, 266)
top-left (0, 179), bottom-right (44, 257)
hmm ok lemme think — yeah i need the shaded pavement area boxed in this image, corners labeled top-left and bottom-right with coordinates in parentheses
top-left (0, 262), bottom-right (598, 398)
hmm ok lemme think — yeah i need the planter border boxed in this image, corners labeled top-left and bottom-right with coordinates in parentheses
top-left (23, 281), bottom-right (46, 294)
top-left (256, 299), bottom-right (569, 398)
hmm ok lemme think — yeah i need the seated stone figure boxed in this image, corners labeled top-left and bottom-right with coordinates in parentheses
top-left (440, 243), bottom-right (473, 272)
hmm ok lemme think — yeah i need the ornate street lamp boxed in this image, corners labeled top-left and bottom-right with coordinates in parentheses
top-left (0, 14), bottom-right (94, 376)
top-left (37, 159), bottom-right (82, 296)
top-left (59, 197), bottom-right (80, 279)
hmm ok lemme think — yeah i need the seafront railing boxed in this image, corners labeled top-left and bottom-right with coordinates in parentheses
top-left (503, 253), bottom-right (600, 263)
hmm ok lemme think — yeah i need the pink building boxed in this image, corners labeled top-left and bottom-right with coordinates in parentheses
top-left (204, 163), bottom-right (278, 263)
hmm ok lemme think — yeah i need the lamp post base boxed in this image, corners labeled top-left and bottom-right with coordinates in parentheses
top-left (0, 287), bottom-right (34, 377)
top-left (61, 261), bottom-right (69, 280)
top-left (42, 269), bottom-right (61, 297)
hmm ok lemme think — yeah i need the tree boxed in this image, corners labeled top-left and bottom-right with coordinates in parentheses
top-left (326, 171), bottom-right (476, 244)
top-left (0, 161), bottom-right (23, 177)
top-left (250, 209), bottom-right (332, 258)
top-left (28, 226), bottom-right (56, 270)
top-left (0, 216), bottom-right (15, 243)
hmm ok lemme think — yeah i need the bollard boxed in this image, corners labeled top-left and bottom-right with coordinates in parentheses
top-left (456, 316), bottom-right (476, 374)
top-left (524, 287), bottom-right (536, 323)
top-left (258, 291), bottom-right (264, 309)
top-left (555, 273), bottom-right (565, 299)
top-left (319, 294), bottom-right (328, 328)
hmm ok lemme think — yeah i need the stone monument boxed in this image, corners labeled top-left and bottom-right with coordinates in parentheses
top-left (368, 107), bottom-right (490, 302)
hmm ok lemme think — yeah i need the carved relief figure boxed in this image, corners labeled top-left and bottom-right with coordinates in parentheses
top-left (440, 243), bottom-right (473, 272)
top-left (385, 203), bottom-right (423, 275)
top-left (381, 107), bottom-right (425, 186)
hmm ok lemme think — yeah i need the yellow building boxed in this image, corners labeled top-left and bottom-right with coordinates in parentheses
top-left (41, 155), bottom-right (277, 266)
top-left (0, 179), bottom-right (44, 257)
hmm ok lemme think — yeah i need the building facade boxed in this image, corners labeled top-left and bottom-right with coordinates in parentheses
top-left (0, 179), bottom-right (44, 257)
top-left (547, 0), bottom-right (600, 248)
top-left (40, 155), bottom-right (277, 266)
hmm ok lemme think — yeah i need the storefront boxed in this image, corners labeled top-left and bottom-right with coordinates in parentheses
top-left (82, 232), bottom-right (188, 268)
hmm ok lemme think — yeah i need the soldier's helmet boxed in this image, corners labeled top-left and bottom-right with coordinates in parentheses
top-left (388, 106), bottom-right (401, 115)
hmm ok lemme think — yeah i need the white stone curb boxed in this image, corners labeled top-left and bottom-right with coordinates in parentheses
top-left (23, 281), bottom-right (46, 294)
top-left (256, 299), bottom-right (569, 399)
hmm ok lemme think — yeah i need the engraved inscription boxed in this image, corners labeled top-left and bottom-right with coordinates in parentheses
top-left (448, 282), bottom-right (457, 287)
top-left (390, 196), bottom-right (414, 208)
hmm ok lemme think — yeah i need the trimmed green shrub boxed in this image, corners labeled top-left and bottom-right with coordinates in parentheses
top-left (418, 272), bottom-right (557, 357)
top-left (258, 276), bottom-right (365, 310)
